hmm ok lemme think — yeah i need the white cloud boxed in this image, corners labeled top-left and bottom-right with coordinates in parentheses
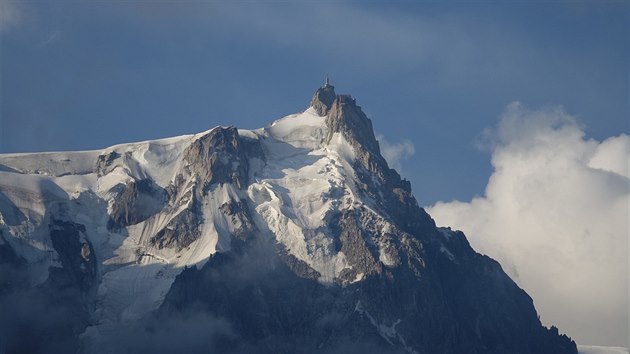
top-left (427, 103), bottom-right (629, 347)
top-left (376, 134), bottom-right (415, 173)
top-left (0, 0), bottom-right (22, 33)
top-left (588, 134), bottom-right (630, 179)
top-left (578, 346), bottom-right (630, 354)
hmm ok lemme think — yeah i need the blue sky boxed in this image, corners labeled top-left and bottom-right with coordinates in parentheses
top-left (0, 1), bottom-right (628, 205)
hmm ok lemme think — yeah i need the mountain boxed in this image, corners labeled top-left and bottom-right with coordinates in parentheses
top-left (0, 82), bottom-right (577, 354)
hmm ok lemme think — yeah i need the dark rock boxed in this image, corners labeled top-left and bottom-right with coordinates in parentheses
top-left (0, 230), bottom-right (27, 295)
top-left (95, 151), bottom-right (121, 177)
top-left (333, 209), bottom-right (383, 282)
top-left (151, 205), bottom-right (201, 251)
top-left (49, 219), bottom-right (97, 291)
top-left (276, 243), bottom-right (322, 280)
top-left (152, 126), bottom-right (264, 251)
top-left (310, 81), bottom-right (336, 116)
top-left (0, 219), bottom-right (100, 354)
top-left (0, 192), bottom-right (26, 226)
top-left (219, 199), bottom-right (257, 243)
top-left (326, 94), bottom-right (382, 155)
top-left (180, 126), bottom-right (250, 193)
top-left (324, 93), bottom-right (435, 234)
top-left (107, 179), bottom-right (167, 230)
top-left (160, 231), bottom-right (577, 354)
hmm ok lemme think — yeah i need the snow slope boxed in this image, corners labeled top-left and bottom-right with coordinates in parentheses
top-left (0, 106), bottom-right (404, 337)
top-left (0, 129), bottom-right (240, 328)
top-left (248, 108), bottom-right (361, 282)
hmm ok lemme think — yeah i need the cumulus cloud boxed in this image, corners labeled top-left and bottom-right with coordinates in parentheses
top-left (427, 102), bottom-right (629, 347)
top-left (377, 134), bottom-right (415, 173)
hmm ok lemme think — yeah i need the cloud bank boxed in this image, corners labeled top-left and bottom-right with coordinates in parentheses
top-left (427, 103), bottom-right (629, 347)
top-left (579, 346), bottom-right (630, 354)
top-left (377, 134), bottom-right (415, 173)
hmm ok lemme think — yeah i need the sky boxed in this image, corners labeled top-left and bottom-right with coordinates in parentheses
top-left (0, 0), bottom-right (628, 348)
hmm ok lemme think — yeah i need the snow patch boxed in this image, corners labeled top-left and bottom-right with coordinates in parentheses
top-left (354, 301), bottom-right (417, 353)
top-left (246, 118), bottom-right (366, 283)
top-left (440, 245), bottom-right (456, 261)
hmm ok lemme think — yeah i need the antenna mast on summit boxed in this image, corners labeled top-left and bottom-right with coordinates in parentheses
top-left (325, 74), bottom-right (330, 87)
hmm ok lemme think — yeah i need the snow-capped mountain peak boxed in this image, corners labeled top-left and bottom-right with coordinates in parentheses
top-left (0, 84), bottom-right (577, 354)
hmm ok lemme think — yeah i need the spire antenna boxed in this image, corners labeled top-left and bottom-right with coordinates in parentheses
top-left (325, 74), bottom-right (330, 87)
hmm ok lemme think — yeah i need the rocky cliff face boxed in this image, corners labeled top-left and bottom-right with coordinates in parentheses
top-left (0, 83), bottom-right (576, 354)
top-left (310, 82), bottom-right (336, 116)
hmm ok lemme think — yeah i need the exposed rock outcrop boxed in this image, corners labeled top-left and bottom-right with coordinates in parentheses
top-left (310, 81), bottom-right (337, 116)
top-left (324, 91), bottom-right (435, 233)
top-left (95, 151), bottom-right (121, 177)
top-left (151, 127), bottom-right (261, 250)
top-left (49, 219), bottom-right (98, 292)
top-left (333, 208), bottom-right (384, 282)
top-left (107, 179), bottom-right (167, 230)
top-left (180, 126), bottom-right (250, 193)
top-left (151, 206), bottom-right (202, 251)
top-left (219, 199), bottom-right (256, 243)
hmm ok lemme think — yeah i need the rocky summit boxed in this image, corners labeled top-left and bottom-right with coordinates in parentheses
top-left (0, 82), bottom-right (576, 354)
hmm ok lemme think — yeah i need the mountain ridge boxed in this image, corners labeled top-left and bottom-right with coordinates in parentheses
top-left (0, 83), bottom-right (577, 354)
